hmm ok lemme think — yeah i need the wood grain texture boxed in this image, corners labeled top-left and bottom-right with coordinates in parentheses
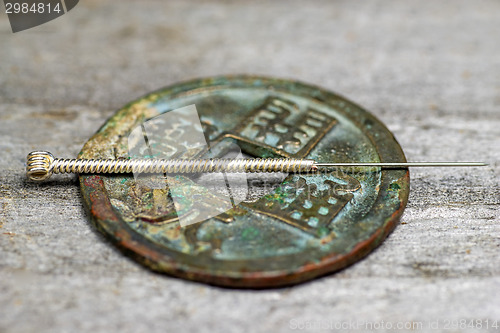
top-left (0, 1), bottom-right (499, 332)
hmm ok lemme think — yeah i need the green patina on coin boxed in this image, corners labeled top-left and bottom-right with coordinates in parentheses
top-left (79, 75), bottom-right (409, 288)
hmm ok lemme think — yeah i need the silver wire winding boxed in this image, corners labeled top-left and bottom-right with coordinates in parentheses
top-left (26, 151), bottom-right (55, 181)
top-left (26, 151), bottom-right (315, 181)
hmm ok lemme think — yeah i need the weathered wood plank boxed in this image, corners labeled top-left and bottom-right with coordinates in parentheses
top-left (1, 1), bottom-right (499, 332)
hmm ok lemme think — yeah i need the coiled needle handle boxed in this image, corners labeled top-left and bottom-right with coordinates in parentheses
top-left (26, 151), bottom-right (488, 182)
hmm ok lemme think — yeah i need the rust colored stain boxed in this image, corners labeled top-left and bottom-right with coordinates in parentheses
top-left (83, 175), bottom-right (119, 223)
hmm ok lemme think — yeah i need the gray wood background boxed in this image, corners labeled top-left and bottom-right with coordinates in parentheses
top-left (1, 1), bottom-right (499, 332)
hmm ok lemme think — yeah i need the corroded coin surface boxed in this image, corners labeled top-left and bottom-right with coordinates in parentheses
top-left (79, 76), bottom-right (409, 287)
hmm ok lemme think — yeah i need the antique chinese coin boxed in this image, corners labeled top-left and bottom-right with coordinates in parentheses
top-left (79, 75), bottom-right (409, 287)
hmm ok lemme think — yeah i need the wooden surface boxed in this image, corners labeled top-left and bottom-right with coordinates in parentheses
top-left (1, 1), bottom-right (499, 332)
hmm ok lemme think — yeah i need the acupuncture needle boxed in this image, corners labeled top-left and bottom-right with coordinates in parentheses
top-left (25, 151), bottom-right (487, 182)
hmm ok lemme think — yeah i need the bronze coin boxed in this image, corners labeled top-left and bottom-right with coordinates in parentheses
top-left (79, 75), bottom-right (409, 288)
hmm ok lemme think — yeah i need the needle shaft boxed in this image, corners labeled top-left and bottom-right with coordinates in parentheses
top-left (315, 162), bottom-right (488, 168)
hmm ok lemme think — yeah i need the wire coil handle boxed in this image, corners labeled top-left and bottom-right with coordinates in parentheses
top-left (26, 151), bottom-right (317, 181)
